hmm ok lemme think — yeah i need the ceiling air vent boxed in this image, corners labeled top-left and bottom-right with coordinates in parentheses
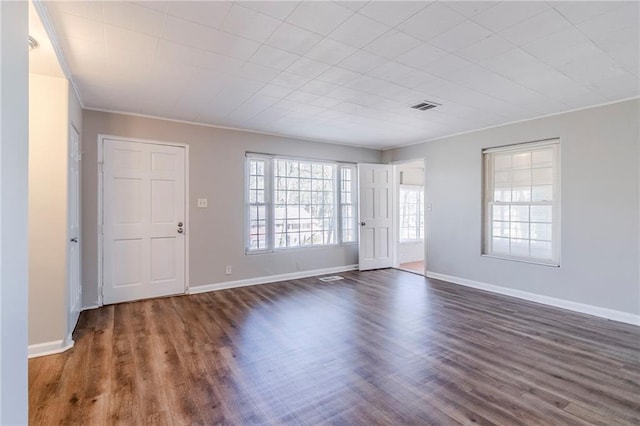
top-left (410, 101), bottom-right (440, 111)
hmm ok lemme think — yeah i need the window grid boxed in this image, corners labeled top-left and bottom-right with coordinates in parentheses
top-left (340, 166), bottom-right (357, 243)
top-left (246, 154), bottom-right (356, 253)
top-left (484, 142), bottom-right (559, 264)
top-left (248, 158), bottom-right (269, 251)
top-left (399, 186), bottom-right (424, 242)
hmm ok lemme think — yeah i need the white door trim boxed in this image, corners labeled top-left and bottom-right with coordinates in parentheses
top-left (97, 134), bottom-right (190, 306)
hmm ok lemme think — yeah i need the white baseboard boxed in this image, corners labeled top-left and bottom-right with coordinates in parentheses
top-left (426, 271), bottom-right (640, 326)
top-left (28, 338), bottom-right (74, 359)
top-left (82, 304), bottom-right (100, 311)
top-left (189, 264), bottom-right (359, 295)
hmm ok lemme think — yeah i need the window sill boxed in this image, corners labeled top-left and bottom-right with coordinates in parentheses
top-left (246, 242), bottom-right (358, 255)
top-left (481, 254), bottom-right (559, 268)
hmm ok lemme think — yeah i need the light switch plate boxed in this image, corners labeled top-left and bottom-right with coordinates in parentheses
top-left (197, 198), bottom-right (208, 208)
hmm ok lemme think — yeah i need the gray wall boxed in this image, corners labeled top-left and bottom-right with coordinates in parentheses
top-left (383, 99), bottom-right (640, 315)
top-left (0, 1), bottom-right (29, 423)
top-left (81, 111), bottom-right (381, 306)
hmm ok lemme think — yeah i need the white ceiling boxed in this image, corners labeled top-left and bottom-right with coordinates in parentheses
top-left (43, 1), bottom-right (639, 149)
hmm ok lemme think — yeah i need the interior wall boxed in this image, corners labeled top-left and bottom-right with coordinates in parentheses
top-left (0, 1), bottom-right (29, 422)
top-left (28, 73), bottom-right (70, 345)
top-left (81, 111), bottom-right (381, 307)
top-left (383, 99), bottom-right (640, 316)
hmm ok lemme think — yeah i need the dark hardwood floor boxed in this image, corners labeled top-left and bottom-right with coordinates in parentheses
top-left (29, 269), bottom-right (640, 425)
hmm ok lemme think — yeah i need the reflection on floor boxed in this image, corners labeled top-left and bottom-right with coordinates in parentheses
top-left (399, 261), bottom-right (424, 275)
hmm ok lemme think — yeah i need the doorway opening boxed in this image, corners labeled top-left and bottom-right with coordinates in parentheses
top-left (394, 160), bottom-right (425, 276)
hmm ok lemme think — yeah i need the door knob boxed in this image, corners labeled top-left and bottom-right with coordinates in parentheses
top-left (360, 222), bottom-right (366, 226)
top-left (177, 228), bottom-right (184, 234)
top-left (70, 237), bottom-right (78, 243)
top-left (178, 221), bottom-right (183, 227)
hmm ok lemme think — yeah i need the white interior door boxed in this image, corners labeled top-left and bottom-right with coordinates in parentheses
top-left (67, 125), bottom-right (81, 338)
top-left (103, 138), bottom-right (186, 305)
top-left (358, 164), bottom-right (394, 270)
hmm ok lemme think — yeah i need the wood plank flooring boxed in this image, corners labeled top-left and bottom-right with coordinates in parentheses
top-left (29, 269), bottom-right (640, 425)
top-left (399, 261), bottom-right (424, 275)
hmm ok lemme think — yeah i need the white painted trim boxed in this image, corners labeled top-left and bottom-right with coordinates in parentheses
top-left (28, 339), bottom-right (74, 359)
top-left (189, 264), bottom-right (359, 294)
top-left (426, 271), bottom-right (640, 326)
top-left (97, 134), bottom-right (190, 306)
top-left (81, 304), bottom-right (100, 311)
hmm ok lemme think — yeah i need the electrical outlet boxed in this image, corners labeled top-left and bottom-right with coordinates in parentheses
top-left (197, 198), bottom-right (208, 208)
top-left (225, 265), bottom-right (232, 275)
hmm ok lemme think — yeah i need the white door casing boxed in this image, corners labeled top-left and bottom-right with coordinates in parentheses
top-left (102, 138), bottom-right (186, 304)
top-left (67, 125), bottom-right (81, 340)
top-left (358, 164), bottom-right (394, 270)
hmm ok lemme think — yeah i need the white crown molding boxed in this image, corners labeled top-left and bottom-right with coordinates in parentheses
top-left (426, 271), bottom-right (640, 326)
top-left (189, 264), bottom-right (359, 295)
top-left (31, 0), bottom-right (84, 108)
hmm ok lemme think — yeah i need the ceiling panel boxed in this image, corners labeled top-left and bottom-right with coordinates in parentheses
top-left (42, 0), bottom-right (640, 149)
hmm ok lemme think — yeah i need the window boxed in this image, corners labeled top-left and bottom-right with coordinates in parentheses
top-left (246, 154), bottom-right (357, 253)
top-left (399, 185), bottom-right (424, 242)
top-left (483, 139), bottom-right (560, 265)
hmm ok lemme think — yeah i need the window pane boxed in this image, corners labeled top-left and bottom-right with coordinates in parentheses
top-left (484, 143), bottom-right (558, 263)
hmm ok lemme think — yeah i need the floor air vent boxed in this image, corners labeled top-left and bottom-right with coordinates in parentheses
top-left (411, 101), bottom-right (440, 111)
top-left (319, 276), bottom-right (344, 282)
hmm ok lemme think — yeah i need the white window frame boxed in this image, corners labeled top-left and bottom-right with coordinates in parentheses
top-left (482, 139), bottom-right (561, 266)
top-left (339, 164), bottom-right (358, 245)
top-left (245, 153), bottom-right (358, 254)
top-left (398, 184), bottom-right (425, 242)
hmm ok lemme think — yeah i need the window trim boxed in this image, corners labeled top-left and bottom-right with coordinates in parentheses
top-left (245, 153), bottom-right (358, 254)
top-left (482, 138), bottom-right (561, 266)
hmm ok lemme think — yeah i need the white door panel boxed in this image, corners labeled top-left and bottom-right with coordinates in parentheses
top-left (358, 164), bottom-right (394, 270)
top-left (67, 126), bottom-right (81, 339)
top-left (103, 139), bottom-right (185, 304)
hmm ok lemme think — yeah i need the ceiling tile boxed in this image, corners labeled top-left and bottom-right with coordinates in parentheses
top-left (357, 1), bottom-right (428, 27)
top-left (199, 50), bottom-right (246, 74)
top-left (551, 1), bottom-right (625, 25)
top-left (559, 51), bottom-right (626, 85)
top-left (444, 1), bottom-right (498, 18)
top-left (270, 72), bottom-right (312, 90)
top-left (256, 84), bottom-right (294, 99)
top-left (154, 39), bottom-right (204, 67)
top-left (395, 43), bottom-right (448, 69)
top-left (368, 62), bottom-right (433, 88)
top-left (471, 1), bottom-right (549, 32)
top-left (329, 13), bottom-right (390, 48)
top-left (53, 13), bottom-right (104, 44)
top-left (398, 3), bottom-right (466, 42)
top-left (265, 22), bottom-right (324, 55)
top-left (363, 30), bottom-right (422, 59)
top-left (166, 1), bottom-right (232, 29)
top-left (221, 4), bottom-right (282, 42)
top-left (240, 1), bottom-right (300, 20)
top-left (305, 38), bottom-right (357, 64)
top-left (104, 25), bottom-right (157, 61)
top-left (103, 2), bottom-right (165, 36)
top-left (577, 2), bottom-right (639, 40)
top-left (299, 80), bottom-right (339, 96)
top-left (47, 1), bottom-right (104, 21)
top-left (339, 50), bottom-right (388, 74)
top-left (286, 57), bottom-right (332, 78)
top-left (316, 66), bottom-right (362, 85)
top-left (417, 54), bottom-right (473, 78)
top-left (456, 34), bottom-right (514, 61)
top-left (162, 16), bottom-right (261, 60)
top-left (499, 9), bottom-right (570, 46)
top-left (132, 2), bottom-right (169, 14)
top-left (335, 1), bottom-right (369, 13)
top-left (480, 48), bottom-right (555, 82)
top-left (236, 62), bottom-right (281, 84)
top-left (589, 72), bottom-right (640, 100)
top-left (521, 27), bottom-right (589, 61)
top-left (285, 2), bottom-right (353, 36)
top-left (250, 45), bottom-right (300, 71)
top-left (428, 20), bottom-right (493, 52)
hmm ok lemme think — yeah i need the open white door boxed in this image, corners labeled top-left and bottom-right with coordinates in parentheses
top-left (102, 138), bottom-right (186, 305)
top-left (358, 164), bottom-right (394, 270)
top-left (67, 125), bottom-right (81, 340)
